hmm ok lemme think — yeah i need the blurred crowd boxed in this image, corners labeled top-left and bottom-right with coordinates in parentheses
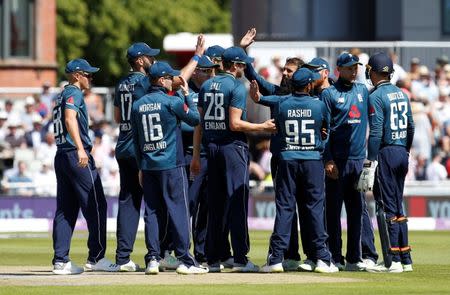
top-left (1, 50), bottom-right (450, 196)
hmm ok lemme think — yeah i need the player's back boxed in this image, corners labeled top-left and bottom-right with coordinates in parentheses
top-left (277, 94), bottom-right (328, 160)
top-left (115, 72), bottom-right (148, 159)
top-left (369, 82), bottom-right (414, 148)
top-left (199, 74), bottom-right (247, 144)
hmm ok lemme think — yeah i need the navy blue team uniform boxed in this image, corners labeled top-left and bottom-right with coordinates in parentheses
top-left (321, 54), bottom-right (378, 267)
top-left (131, 64), bottom-right (201, 269)
top-left (52, 84), bottom-right (107, 265)
top-left (367, 61), bottom-right (414, 268)
top-left (114, 71), bottom-right (151, 266)
top-left (265, 69), bottom-right (331, 269)
top-left (244, 60), bottom-right (301, 263)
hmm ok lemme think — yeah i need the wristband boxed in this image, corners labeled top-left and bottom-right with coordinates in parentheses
top-left (192, 55), bottom-right (200, 62)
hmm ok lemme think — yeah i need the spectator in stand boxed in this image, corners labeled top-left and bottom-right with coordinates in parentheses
top-left (267, 56), bottom-right (283, 84)
top-left (408, 57), bottom-right (421, 81)
top-left (411, 66), bottom-right (439, 103)
top-left (4, 99), bottom-right (20, 127)
top-left (34, 159), bottom-right (56, 196)
top-left (0, 111), bottom-right (7, 143)
top-left (411, 101), bottom-right (433, 161)
top-left (35, 132), bottom-right (57, 163)
top-left (84, 88), bottom-right (104, 123)
top-left (389, 51), bottom-right (408, 85)
top-left (22, 96), bottom-right (38, 132)
top-left (25, 114), bottom-right (46, 149)
top-left (4, 120), bottom-right (26, 149)
top-left (414, 154), bottom-right (427, 180)
top-left (6, 160), bottom-right (33, 196)
top-left (34, 93), bottom-right (49, 119)
top-left (40, 82), bottom-right (55, 112)
top-left (426, 153), bottom-right (448, 181)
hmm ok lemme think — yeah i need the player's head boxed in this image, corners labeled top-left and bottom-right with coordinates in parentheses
top-left (276, 57), bottom-right (304, 95)
top-left (147, 62), bottom-right (180, 92)
top-left (222, 46), bottom-right (254, 78)
top-left (126, 42), bottom-right (160, 70)
top-left (205, 45), bottom-right (225, 70)
top-left (302, 57), bottom-right (330, 87)
top-left (65, 58), bottom-right (99, 90)
top-left (336, 52), bottom-right (361, 82)
top-left (291, 68), bottom-right (321, 95)
top-left (366, 52), bottom-right (394, 84)
top-left (193, 55), bottom-right (220, 85)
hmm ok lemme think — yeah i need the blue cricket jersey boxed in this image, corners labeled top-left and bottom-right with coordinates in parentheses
top-left (131, 86), bottom-right (200, 171)
top-left (367, 82), bottom-right (415, 161)
top-left (53, 85), bottom-right (92, 152)
top-left (198, 73), bottom-right (247, 144)
top-left (320, 79), bottom-right (369, 160)
top-left (114, 72), bottom-right (148, 159)
top-left (273, 93), bottom-right (329, 160)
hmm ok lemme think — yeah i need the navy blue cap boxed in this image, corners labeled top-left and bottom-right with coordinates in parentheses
top-left (147, 62), bottom-right (180, 78)
top-left (222, 46), bottom-right (254, 64)
top-left (204, 45), bottom-right (225, 59)
top-left (197, 56), bottom-right (220, 69)
top-left (291, 68), bottom-right (321, 87)
top-left (65, 59), bottom-right (99, 74)
top-left (304, 57), bottom-right (330, 71)
top-left (336, 52), bottom-right (362, 67)
top-left (127, 42), bottom-right (160, 59)
top-left (368, 52), bottom-right (394, 73)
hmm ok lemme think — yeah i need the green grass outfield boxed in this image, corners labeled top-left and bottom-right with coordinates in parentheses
top-left (1, 231), bottom-right (450, 294)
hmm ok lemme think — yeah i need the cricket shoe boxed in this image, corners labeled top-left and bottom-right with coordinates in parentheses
top-left (159, 252), bottom-right (180, 271)
top-left (366, 261), bottom-right (403, 273)
top-left (362, 258), bottom-right (377, 268)
top-left (282, 259), bottom-right (300, 271)
top-left (53, 261), bottom-right (84, 275)
top-left (221, 257), bottom-right (234, 269)
top-left (334, 262), bottom-right (345, 271)
top-left (403, 264), bottom-right (413, 272)
top-left (345, 261), bottom-right (370, 271)
top-left (260, 263), bottom-right (284, 273)
top-left (298, 259), bottom-right (316, 272)
top-left (145, 259), bottom-right (159, 275)
top-left (176, 264), bottom-right (209, 275)
top-left (314, 260), bottom-right (339, 273)
top-left (231, 260), bottom-right (260, 273)
top-left (85, 257), bottom-right (120, 272)
top-left (119, 260), bottom-right (139, 272)
top-left (207, 262), bottom-right (222, 273)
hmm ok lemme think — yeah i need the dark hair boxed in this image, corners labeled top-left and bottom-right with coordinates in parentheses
top-left (150, 76), bottom-right (160, 85)
top-left (291, 83), bottom-right (309, 93)
top-left (222, 60), bottom-right (234, 70)
top-left (285, 57), bottom-right (304, 68)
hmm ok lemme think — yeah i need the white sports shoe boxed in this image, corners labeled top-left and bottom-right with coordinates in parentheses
top-left (119, 260), bottom-right (139, 272)
top-left (221, 257), bottom-right (234, 269)
top-left (260, 263), bottom-right (284, 273)
top-left (85, 257), bottom-right (120, 272)
top-left (176, 264), bottom-right (209, 275)
top-left (53, 261), bottom-right (84, 275)
top-left (362, 259), bottom-right (376, 268)
top-left (207, 262), bottom-right (222, 273)
top-left (403, 264), bottom-right (413, 272)
top-left (366, 261), bottom-right (403, 273)
top-left (159, 252), bottom-right (180, 271)
top-left (145, 259), bottom-right (159, 275)
top-left (231, 260), bottom-right (260, 273)
top-left (282, 259), bottom-right (300, 271)
top-left (314, 259), bottom-right (339, 273)
top-left (345, 261), bottom-right (369, 271)
top-left (299, 259), bottom-right (316, 272)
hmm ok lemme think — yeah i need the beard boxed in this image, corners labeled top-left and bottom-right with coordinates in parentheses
top-left (276, 76), bottom-right (291, 95)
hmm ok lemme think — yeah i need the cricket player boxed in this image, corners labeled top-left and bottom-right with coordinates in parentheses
top-left (52, 59), bottom-right (119, 274)
top-left (131, 62), bottom-right (207, 275)
top-left (360, 52), bottom-right (415, 273)
top-left (192, 46), bottom-right (276, 273)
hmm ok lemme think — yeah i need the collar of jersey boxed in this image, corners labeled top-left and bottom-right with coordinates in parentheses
top-left (222, 72), bottom-right (236, 79)
top-left (149, 85), bottom-right (168, 93)
top-left (293, 92), bottom-right (311, 97)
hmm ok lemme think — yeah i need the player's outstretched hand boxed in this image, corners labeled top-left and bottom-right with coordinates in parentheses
top-left (356, 160), bottom-right (378, 192)
top-left (240, 28), bottom-right (256, 49)
top-left (77, 149), bottom-right (89, 168)
top-left (179, 76), bottom-right (189, 96)
top-left (249, 80), bottom-right (261, 102)
top-left (194, 34), bottom-right (205, 56)
top-left (325, 160), bottom-right (339, 179)
top-left (263, 118), bottom-right (277, 133)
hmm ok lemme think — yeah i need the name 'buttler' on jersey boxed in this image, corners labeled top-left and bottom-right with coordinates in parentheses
top-left (114, 72), bottom-right (149, 159)
top-left (367, 82), bottom-right (415, 161)
top-left (53, 85), bottom-right (92, 151)
top-left (198, 73), bottom-right (247, 144)
top-left (320, 81), bottom-right (369, 160)
top-left (271, 93), bottom-right (330, 160)
top-left (131, 86), bottom-right (200, 171)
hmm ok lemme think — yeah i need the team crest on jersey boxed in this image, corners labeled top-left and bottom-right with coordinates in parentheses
top-left (338, 97), bottom-right (345, 104)
top-left (67, 96), bottom-right (74, 105)
top-left (357, 94), bottom-right (363, 102)
top-left (348, 105), bottom-right (361, 119)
